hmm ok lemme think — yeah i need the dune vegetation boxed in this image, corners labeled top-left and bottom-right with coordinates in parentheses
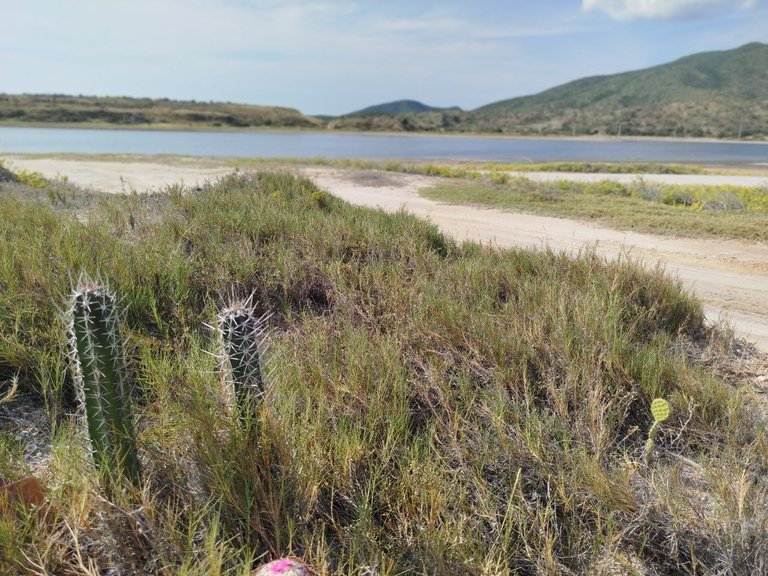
top-left (421, 175), bottom-right (768, 242)
top-left (1, 166), bottom-right (767, 575)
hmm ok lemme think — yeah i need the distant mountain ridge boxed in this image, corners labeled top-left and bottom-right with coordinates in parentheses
top-left (1, 43), bottom-right (766, 138)
top-left (346, 100), bottom-right (461, 117)
top-left (470, 42), bottom-right (768, 138)
top-left (330, 43), bottom-right (767, 138)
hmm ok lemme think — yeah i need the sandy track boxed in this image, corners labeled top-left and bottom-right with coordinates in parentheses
top-left (6, 155), bottom-right (768, 352)
top-left (305, 168), bottom-right (768, 351)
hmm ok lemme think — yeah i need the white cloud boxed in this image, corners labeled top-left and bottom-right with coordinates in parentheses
top-left (581, 0), bottom-right (756, 20)
top-left (376, 16), bottom-right (463, 33)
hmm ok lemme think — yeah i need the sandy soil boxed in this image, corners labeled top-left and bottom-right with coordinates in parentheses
top-left (4, 156), bottom-right (233, 194)
top-left (6, 155), bottom-right (768, 352)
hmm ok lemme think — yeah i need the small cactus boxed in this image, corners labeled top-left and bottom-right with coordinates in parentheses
top-left (216, 296), bottom-right (270, 419)
top-left (645, 398), bottom-right (671, 462)
top-left (650, 398), bottom-right (670, 423)
top-left (66, 276), bottom-right (141, 489)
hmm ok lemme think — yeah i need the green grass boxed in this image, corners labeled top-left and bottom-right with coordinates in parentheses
top-left (370, 160), bottom-right (708, 179)
top-left (490, 161), bottom-right (708, 175)
top-left (1, 169), bottom-right (767, 574)
top-left (421, 176), bottom-right (768, 241)
top-left (231, 157), bottom-right (709, 177)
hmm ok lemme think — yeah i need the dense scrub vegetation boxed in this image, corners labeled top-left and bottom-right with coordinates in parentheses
top-left (471, 42), bottom-right (768, 139)
top-left (1, 168), bottom-right (767, 574)
top-left (0, 94), bottom-right (321, 129)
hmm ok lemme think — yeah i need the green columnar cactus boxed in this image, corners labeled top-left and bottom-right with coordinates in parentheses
top-left (216, 297), bottom-right (270, 419)
top-left (67, 277), bottom-right (141, 489)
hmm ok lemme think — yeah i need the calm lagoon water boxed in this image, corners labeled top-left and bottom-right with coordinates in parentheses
top-left (1, 126), bottom-right (767, 164)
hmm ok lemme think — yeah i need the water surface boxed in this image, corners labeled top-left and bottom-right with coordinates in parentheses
top-left (1, 126), bottom-right (767, 163)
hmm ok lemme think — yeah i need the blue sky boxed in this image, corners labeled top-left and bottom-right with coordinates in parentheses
top-left (1, 0), bottom-right (766, 115)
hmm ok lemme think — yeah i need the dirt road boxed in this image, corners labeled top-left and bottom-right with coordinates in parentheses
top-left (6, 155), bottom-right (768, 352)
top-left (306, 168), bottom-right (768, 351)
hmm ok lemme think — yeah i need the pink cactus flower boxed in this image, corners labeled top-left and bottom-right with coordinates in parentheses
top-left (252, 557), bottom-right (315, 576)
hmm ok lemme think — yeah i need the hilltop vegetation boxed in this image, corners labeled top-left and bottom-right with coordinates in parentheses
top-left (1, 166), bottom-right (768, 574)
top-left (471, 42), bottom-right (768, 139)
top-left (327, 100), bottom-right (464, 131)
top-left (0, 94), bottom-right (322, 129)
top-left (328, 109), bottom-right (469, 132)
top-left (345, 99), bottom-right (461, 117)
top-left (330, 42), bottom-right (768, 138)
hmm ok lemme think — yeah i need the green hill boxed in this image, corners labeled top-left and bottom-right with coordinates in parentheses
top-left (329, 100), bottom-right (466, 132)
top-left (347, 99), bottom-right (460, 116)
top-left (0, 94), bottom-right (323, 129)
top-left (471, 42), bottom-right (768, 138)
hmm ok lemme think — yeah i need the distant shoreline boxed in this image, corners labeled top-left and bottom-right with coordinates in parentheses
top-left (1, 120), bottom-right (766, 146)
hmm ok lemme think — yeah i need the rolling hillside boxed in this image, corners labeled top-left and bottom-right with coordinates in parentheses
top-left (325, 100), bottom-right (466, 132)
top-left (346, 99), bottom-right (460, 116)
top-left (325, 43), bottom-right (768, 138)
top-left (0, 94), bottom-right (323, 129)
top-left (471, 42), bottom-right (768, 138)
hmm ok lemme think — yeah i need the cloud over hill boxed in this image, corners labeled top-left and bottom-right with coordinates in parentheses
top-left (582, 0), bottom-right (756, 21)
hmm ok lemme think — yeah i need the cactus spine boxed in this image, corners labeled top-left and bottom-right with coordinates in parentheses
top-left (217, 297), bottom-right (270, 419)
top-left (67, 277), bottom-right (141, 489)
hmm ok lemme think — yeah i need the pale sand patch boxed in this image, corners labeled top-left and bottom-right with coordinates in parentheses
top-left (5, 155), bottom-right (768, 352)
top-left (4, 156), bottom-right (232, 194)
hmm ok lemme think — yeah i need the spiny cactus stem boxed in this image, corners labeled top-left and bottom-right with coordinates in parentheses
top-left (69, 281), bottom-right (141, 489)
top-left (217, 300), bottom-right (270, 420)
